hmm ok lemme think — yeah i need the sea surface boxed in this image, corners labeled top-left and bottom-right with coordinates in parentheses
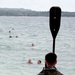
top-left (0, 16), bottom-right (75, 75)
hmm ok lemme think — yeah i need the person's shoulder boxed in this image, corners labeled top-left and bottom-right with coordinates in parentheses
top-left (38, 70), bottom-right (64, 75)
top-left (38, 67), bottom-right (64, 75)
top-left (38, 70), bottom-right (45, 75)
top-left (56, 70), bottom-right (63, 75)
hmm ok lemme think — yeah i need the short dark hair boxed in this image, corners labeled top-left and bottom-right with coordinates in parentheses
top-left (45, 53), bottom-right (57, 64)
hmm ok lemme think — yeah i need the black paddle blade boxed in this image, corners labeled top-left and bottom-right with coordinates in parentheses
top-left (50, 7), bottom-right (61, 39)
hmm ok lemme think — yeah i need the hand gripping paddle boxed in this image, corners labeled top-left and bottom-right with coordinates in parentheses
top-left (50, 6), bottom-right (61, 53)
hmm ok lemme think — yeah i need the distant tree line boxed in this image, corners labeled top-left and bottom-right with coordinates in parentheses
top-left (0, 8), bottom-right (75, 17)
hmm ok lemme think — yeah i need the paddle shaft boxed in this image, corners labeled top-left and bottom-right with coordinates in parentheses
top-left (53, 38), bottom-right (55, 53)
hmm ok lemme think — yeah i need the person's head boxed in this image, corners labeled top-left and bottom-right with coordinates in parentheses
top-left (45, 52), bottom-right (57, 67)
top-left (37, 60), bottom-right (41, 64)
top-left (32, 43), bottom-right (34, 47)
top-left (28, 59), bottom-right (33, 64)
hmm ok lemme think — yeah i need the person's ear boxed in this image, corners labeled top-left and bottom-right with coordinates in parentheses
top-left (54, 60), bottom-right (57, 65)
top-left (56, 60), bottom-right (57, 64)
top-left (45, 61), bottom-right (48, 66)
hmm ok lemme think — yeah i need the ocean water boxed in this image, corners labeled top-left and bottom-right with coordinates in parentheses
top-left (0, 16), bottom-right (75, 75)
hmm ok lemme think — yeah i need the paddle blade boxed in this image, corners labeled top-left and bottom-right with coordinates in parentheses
top-left (50, 7), bottom-right (61, 39)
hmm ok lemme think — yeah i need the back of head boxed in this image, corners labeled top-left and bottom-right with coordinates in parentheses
top-left (45, 53), bottom-right (57, 64)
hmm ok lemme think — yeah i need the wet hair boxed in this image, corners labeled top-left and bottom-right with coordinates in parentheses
top-left (45, 53), bottom-right (57, 64)
top-left (38, 60), bottom-right (41, 63)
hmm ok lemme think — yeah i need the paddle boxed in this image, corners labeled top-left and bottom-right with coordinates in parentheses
top-left (45, 7), bottom-right (61, 68)
top-left (49, 6), bottom-right (61, 53)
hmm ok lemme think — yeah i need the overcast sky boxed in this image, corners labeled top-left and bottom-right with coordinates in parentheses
top-left (0, 0), bottom-right (75, 12)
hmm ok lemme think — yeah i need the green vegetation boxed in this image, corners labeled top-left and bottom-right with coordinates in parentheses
top-left (0, 8), bottom-right (75, 17)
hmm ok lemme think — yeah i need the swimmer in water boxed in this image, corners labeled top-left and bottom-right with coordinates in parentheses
top-left (37, 60), bottom-right (41, 64)
top-left (9, 36), bottom-right (12, 38)
top-left (27, 59), bottom-right (33, 64)
top-left (9, 31), bottom-right (11, 33)
top-left (32, 43), bottom-right (34, 47)
top-left (16, 36), bottom-right (18, 38)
